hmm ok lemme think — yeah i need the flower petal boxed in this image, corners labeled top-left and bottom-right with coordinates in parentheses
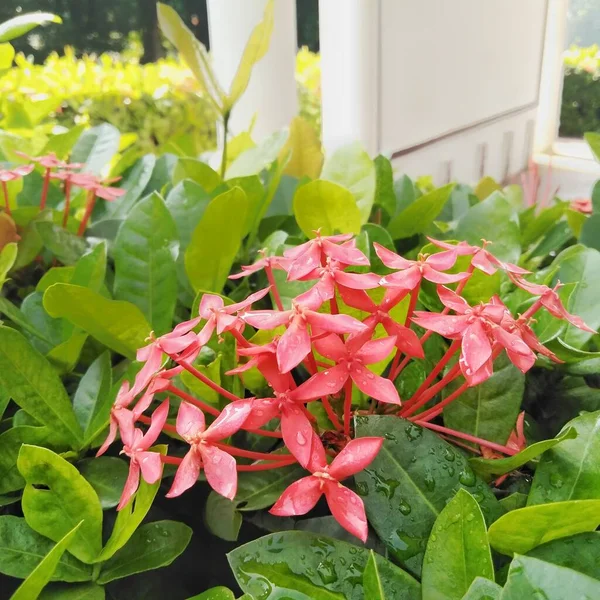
top-left (292, 364), bottom-right (349, 400)
top-left (313, 333), bottom-right (347, 362)
top-left (287, 242), bottom-right (322, 281)
top-left (329, 437), bottom-right (383, 480)
top-left (355, 336), bottom-right (397, 364)
top-left (166, 448), bottom-right (202, 498)
top-left (96, 417), bottom-right (118, 457)
top-left (324, 481), bottom-right (368, 542)
top-left (351, 364), bottom-right (401, 405)
top-left (277, 318), bottom-right (311, 373)
top-left (425, 250), bottom-right (458, 271)
top-left (228, 286), bottom-right (272, 312)
top-left (307, 311), bottom-right (366, 335)
top-left (382, 318), bottom-right (424, 358)
top-left (338, 287), bottom-right (377, 313)
top-left (281, 404), bottom-right (314, 468)
top-left (199, 294), bottom-right (224, 318)
top-left (269, 476), bottom-right (322, 516)
top-left (141, 399), bottom-right (169, 448)
top-left (243, 310), bottom-right (291, 330)
top-left (380, 266), bottom-right (422, 290)
top-left (307, 431), bottom-right (328, 472)
top-left (201, 444), bottom-right (238, 500)
top-left (411, 312), bottom-right (467, 337)
top-left (335, 270), bottom-right (380, 290)
top-left (323, 239), bottom-right (370, 266)
top-left (423, 266), bottom-right (469, 284)
top-left (204, 400), bottom-right (253, 442)
top-left (242, 398), bottom-right (281, 429)
top-left (137, 451), bottom-right (163, 484)
top-left (461, 321), bottom-right (493, 375)
top-left (373, 243), bottom-right (414, 269)
top-left (197, 319), bottom-right (216, 345)
top-left (437, 285), bottom-right (470, 314)
top-left (117, 461), bottom-right (141, 511)
top-left (176, 401), bottom-right (205, 441)
top-left (159, 331), bottom-right (199, 355)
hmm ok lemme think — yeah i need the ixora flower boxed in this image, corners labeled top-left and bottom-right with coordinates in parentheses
top-left (270, 434), bottom-right (383, 542)
top-left (0, 165), bottom-right (34, 216)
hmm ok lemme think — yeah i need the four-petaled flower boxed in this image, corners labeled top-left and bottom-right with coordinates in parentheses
top-left (270, 433), bottom-right (383, 542)
top-left (0, 165), bottom-right (35, 182)
top-left (167, 400), bottom-right (253, 499)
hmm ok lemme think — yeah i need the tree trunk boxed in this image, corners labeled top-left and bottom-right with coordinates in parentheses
top-left (139, 0), bottom-right (163, 63)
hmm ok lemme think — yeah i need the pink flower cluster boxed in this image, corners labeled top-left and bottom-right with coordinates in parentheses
top-left (98, 232), bottom-right (593, 541)
top-left (1, 152), bottom-right (125, 233)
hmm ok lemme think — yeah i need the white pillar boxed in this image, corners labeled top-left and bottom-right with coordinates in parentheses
top-left (207, 0), bottom-right (298, 140)
top-left (534, 0), bottom-right (569, 153)
top-left (318, 0), bottom-right (380, 155)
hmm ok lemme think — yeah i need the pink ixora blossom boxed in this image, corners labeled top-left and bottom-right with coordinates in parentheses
top-left (15, 151), bottom-right (67, 170)
top-left (0, 164), bottom-right (34, 182)
top-left (243, 298), bottom-right (367, 374)
top-left (270, 433), bottom-right (383, 542)
top-left (167, 400), bottom-right (253, 499)
top-left (374, 243), bottom-right (469, 290)
top-left (229, 250), bottom-right (291, 279)
top-left (117, 400), bottom-right (169, 510)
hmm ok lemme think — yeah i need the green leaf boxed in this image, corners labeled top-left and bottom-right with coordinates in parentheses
top-left (528, 411), bottom-right (600, 504)
top-left (71, 124), bottom-right (120, 175)
top-left (488, 499), bottom-right (600, 556)
top-left (499, 493), bottom-right (528, 513)
top-left (78, 457), bottom-right (128, 510)
top-left (0, 327), bottom-right (82, 448)
top-left (71, 243), bottom-right (107, 293)
top-left (293, 179), bottom-right (361, 238)
top-left (387, 183), bottom-right (454, 239)
top-left (579, 213), bottom-right (600, 251)
top-left (521, 202), bottom-right (568, 247)
top-left (0, 42), bottom-right (15, 70)
top-left (0, 516), bottom-right (92, 582)
top-left (186, 588), bottom-right (235, 600)
top-left (551, 245), bottom-right (600, 348)
top-left (36, 222), bottom-right (88, 266)
top-left (354, 415), bottom-right (502, 576)
top-left (43, 284), bottom-right (151, 359)
top-left (584, 132), bottom-right (600, 162)
top-left (281, 116), bottom-right (323, 180)
top-left (461, 577), bottom-right (501, 600)
top-left (226, 130), bottom-right (288, 179)
top-left (474, 176), bottom-right (502, 201)
top-left (227, 532), bottom-right (420, 600)
top-left (363, 550), bottom-right (386, 599)
top-left (18, 445), bottom-right (103, 564)
top-left (185, 187), bottom-right (247, 293)
top-left (469, 426), bottom-right (577, 481)
top-left (0, 12), bottom-right (62, 42)
top-left (527, 532), bottom-right (600, 580)
top-left (39, 583), bottom-right (105, 600)
top-left (96, 446), bottom-right (166, 562)
top-left (107, 154), bottom-right (157, 219)
top-left (321, 142), bottom-right (376, 223)
top-left (443, 355), bottom-right (524, 447)
top-left (454, 191), bottom-right (521, 263)
top-left (42, 125), bottom-right (86, 160)
top-left (114, 192), bottom-right (179, 334)
top-left (227, 0), bottom-right (274, 106)
top-left (373, 156), bottom-right (396, 217)
top-left (10, 522), bottom-right (81, 600)
top-left (166, 180), bottom-right (212, 251)
top-left (173, 158), bottom-right (221, 192)
top-left (73, 352), bottom-right (112, 443)
top-left (97, 520), bottom-right (192, 584)
top-left (0, 241), bottom-right (17, 289)
top-left (421, 489), bottom-right (494, 600)
top-left (501, 554), bottom-right (600, 600)
top-left (204, 491), bottom-right (242, 542)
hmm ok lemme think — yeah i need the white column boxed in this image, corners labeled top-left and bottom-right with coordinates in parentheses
top-left (207, 0), bottom-right (298, 140)
top-left (318, 0), bottom-right (380, 156)
top-left (534, 0), bottom-right (569, 153)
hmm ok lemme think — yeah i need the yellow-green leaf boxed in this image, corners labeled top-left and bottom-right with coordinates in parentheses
top-left (281, 116), bottom-right (323, 180)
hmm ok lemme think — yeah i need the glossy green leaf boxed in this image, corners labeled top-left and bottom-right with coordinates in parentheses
top-left (71, 124), bottom-right (120, 175)
top-left (488, 499), bottom-right (600, 556)
top-left (0, 327), bottom-right (82, 447)
top-left (522, 202), bottom-right (568, 247)
top-left (499, 493), bottom-right (528, 513)
top-left (114, 192), bottom-right (178, 334)
top-left (551, 245), bottom-right (600, 347)
top-left (444, 355), bottom-right (524, 447)
top-left (44, 284), bottom-right (151, 359)
top-left (18, 445), bottom-right (103, 564)
top-left (322, 142), bottom-right (376, 223)
top-left (293, 179), bottom-right (361, 238)
top-left (38, 583), bottom-right (105, 600)
top-left (0, 516), bottom-right (92, 582)
top-left (363, 550), bottom-right (386, 599)
top-left (501, 554), bottom-right (600, 600)
top-left (0, 242), bottom-right (17, 289)
top-left (226, 130), bottom-right (288, 179)
top-left (96, 446), bottom-right (166, 562)
top-left (373, 155), bottom-right (395, 217)
top-left (388, 183), bottom-right (454, 239)
top-left (36, 222), bottom-right (88, 266)
top-left (421, 489), bottom-right (494, 600)
top-left (474, 177), bottom-right (502, 201)
top-left (281, 116), bottom-right (323, 180)
top-left (97, 520), bottom-right (192, 583)
top-left (107, 154), bottom-right (156, 219)
top-left (185, 187), bottom-right (247, 293)
top-left (71, 243), bottom-right (107, 293)
top-left (228, 532), bottom-right (420, 600)
top-left (73, 352), bottom-right (112, 443)
top-left (173, 158), bottom-right (221, 191)
top-left (529, 411), bottom-right (600, 504)
top-left (527, 532), bottom-right (600, 580)
top-left (461, 577), bottom-right (501, 600)
top-left (204, 491), bottom-right (242, 542)
top-left (470, 426), bottom-right (577, 481)
top-left (11, 522), bottom-right (81, 600)
top-left (78, 457), bottom-right (128, 510)
top-left (186, 588), bottom-right (235, 600)
top-left (227, 0), bottom-right (274, 106)
top-left (454, 191), bottom-right (521, 263)
top-left (354, 416), bottom-right (502, 576)
top-left (0, 42), bottom-right (15, 70)
top-left (0, 12), bottom-right (61, 42)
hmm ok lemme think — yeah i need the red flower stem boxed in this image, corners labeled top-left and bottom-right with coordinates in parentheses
top-left (1, 181), bottom-right (11, 216)
top-left (439, 434), bottom-right (482, 455)
top-left (77, 189), bottom-right (96, 235)
top-left (404, 281), bottom-right (421, 327)
top-left (416, 421), bottom-right (517, 455)
top-left (399, 363), bottom-right (462, 417)
top-left (330, 295), bottom-right (339, 315)
top-left (40, 168), bottom-right (50, 210)
top-left (166, 383), bottom-right (221, 417)
top-left (520, 297), bottom-right (545, 321)
top-left (245, 428), bottom-right (283, 438)
top-left (265, 264), bottom-right (284, 311)
top-left (63, 180), bottom-right (74, 228)
top-left (343, 378), bottom-right (353, 437)
top-left (410, 380), bottom-right (470, 422)
top-left (305, 352), bottom-right (342, 430)
top-left (161, 455), bottom-right (182, 465)
top-left (173, 358), bottom-right (244, 404)
top-left (236, 459), bottom-right (297, 471)
top-left (212, 443), bottom-right (293, 461)
top-left (138, 414), bottom-right (178, 434)
top-left (316, 359), bottom-right (333, 368)
top-left (388, 282), bottom-right (422, 379)
top-left (402, 340), bottom-right (461, 409)
top-left (454, 262), bottom-right (476, 296)
top-left (230, 328), bottom-right (250, 348)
